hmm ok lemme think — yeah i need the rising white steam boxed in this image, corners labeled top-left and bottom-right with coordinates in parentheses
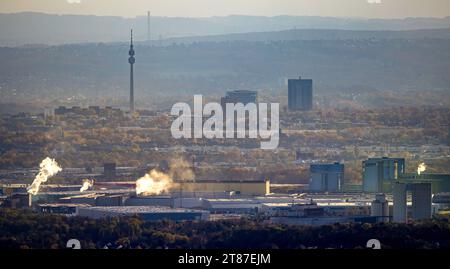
top-left (80, 179), bottom-right (94, 192)
top-left (136, 170), bottom-right (173, 196)
top-left (417, 163), bottom-right (427, 175)
top-left (27, 158), bottom-right (62, 195)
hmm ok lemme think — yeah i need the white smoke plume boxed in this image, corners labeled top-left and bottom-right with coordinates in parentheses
top-left (136, 170), bottom-right (173, 196)
top-left (417, 163), bottom-right (427, 175)
top-left (67, 0), bottom-right (82, 4)
top-left (27, 157), bottom-right (62, 195)
top-left (80, 179), bottom-right (94, 192)
top-left (169, 157), bottom-right (195, 181)
top-left (367, 0), bottom-right (382, 4)
top-left (135, 157), bottom-right (195, 196)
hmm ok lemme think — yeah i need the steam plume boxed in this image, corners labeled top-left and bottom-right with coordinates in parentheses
top-left (80, 179), bottom-right (94, 192)
top-left (169, 158), bottom-right (195, 181)
top-left (27, 157), bottom-right (62, 195)
top-left (136, 170), bottom-right (173, 196)
top-left (417, 163), bottom-right (427, 175)
top-left (135, 157), bottom-right (196, 196)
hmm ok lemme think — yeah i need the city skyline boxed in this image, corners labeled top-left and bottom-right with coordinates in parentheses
top-left (0, 0), bottom-right (449, 19)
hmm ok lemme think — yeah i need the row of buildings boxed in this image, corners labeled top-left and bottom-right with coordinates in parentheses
top-left (220, 76), bottom-right (314, 112)
top-left (309, 157), bottom-right (450, 223)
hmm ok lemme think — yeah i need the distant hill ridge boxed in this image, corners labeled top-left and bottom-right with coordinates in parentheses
top-left (1, 12), bottom-right (450, 46)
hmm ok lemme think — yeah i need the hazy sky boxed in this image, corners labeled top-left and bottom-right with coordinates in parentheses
top-left (0, 0), bottom-right (449, 18)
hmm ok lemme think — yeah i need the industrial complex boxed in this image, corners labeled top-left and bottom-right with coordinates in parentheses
top-left (1, 156), bottom-right (449, 225)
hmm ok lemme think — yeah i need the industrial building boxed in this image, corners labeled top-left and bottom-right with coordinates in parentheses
top-left (270, 215), bottom-right (377, 226)
top-left (288, 76), bottom-right (313, 111)
top-left (371, 194), bottom-right (390, 223)
top-left (432, 193), bottom-right (450, 211)
top-left (309, 163), bottom-right (344, 192)
top-left (260, 203), bottom-right (324, 217)
top-left (393, 182), bottom-right (432, 223)
top-left (78, 206), bottom-right (210, 221)
top-left (104, 163), bottom-right (117, 179)
top-left (124, 195), bottom-right (173, 207)
top-left (38, 203), bottom-right (91, 215)
top-left (362, 157), bottom-right (405, 193)
top-left (7, 193), bottom-right (32, 208)
top-left (175, 180), bottom-right (270, 196)
top-left (201, 198), bottom-right (261, 213)
top-left (398, 173), bottom-right (450, 194)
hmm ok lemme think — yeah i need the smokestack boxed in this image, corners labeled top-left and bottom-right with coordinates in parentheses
top-left (147, 11), bottom-right (151, 41)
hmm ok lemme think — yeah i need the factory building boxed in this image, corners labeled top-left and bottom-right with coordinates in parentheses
top-left (398, 173), bottom-right (450, 194)
top-left (315, 202), bottom-right (371, 217)
top-left (260, 203), bottom-right (324, 218)
top-left (78, 206), bottom-right (210, 221)
top-left (60, 193), bottom-right (98, 206)
top-left (96, 195), bottom-right (125, 207)
top-left (171, 191), bottom-right (237, 199)
top-left (104, 163), bottom-right (117, 179)
top-left (270, 215), bottom-right (377, 226)
top-left (371, 194), bottom-right (390, 223)
top-left (124, 195), bottom-right (173, 207)
top-left (363, 157), bottom-right (405, 193)
top-left (59, 193), bottom-right (126, 207)
top-left (288, 76), bottom-right (313, 111)
top-left (38, 203), bottom-right (91, 215)
top-left (173, 197), bottom-right (204, 209)
top-left (309, 163), bottom-right (344, 192)
top-left (1, 184), bottom-right (28, 196)
top-left (6, 193), bottom-right (32, 208)
top-left (393, 182), bottom-right (432, 223)
top-left (0, 195), bottom-right (6, 206)
top-left (432, 193), bottom-right (450, 211)
top-left (175, 180), bottom-right (270, 196)
top-left (201, 199), bottom-right (261, 214)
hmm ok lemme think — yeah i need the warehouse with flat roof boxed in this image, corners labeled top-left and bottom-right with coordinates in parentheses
top-left (78, 206), bottom-right (210, 221)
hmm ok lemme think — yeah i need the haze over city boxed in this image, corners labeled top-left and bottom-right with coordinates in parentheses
top-left (1, 0), bottom-right (450, 18)
top-left (1, 0), bottom-right (450, 254)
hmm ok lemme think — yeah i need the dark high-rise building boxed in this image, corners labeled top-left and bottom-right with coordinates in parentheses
top-left (104, 163), bottom-right (117, 179)
top-left (221, 90), bottom-right (258, 108)
top-left (288, 76), bottom-right (313, 111)
top-left (128, 29), bottom-right (136, 113)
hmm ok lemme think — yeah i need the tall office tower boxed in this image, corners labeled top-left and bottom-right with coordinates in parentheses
top-left (362, 157), bottom-right (405, 193)
top-left (128, 30), bottom-right (136, 113)
top-left (288, 76), bottom-right (313, 111)
top-left (309, 163), bottom-right (345, 192)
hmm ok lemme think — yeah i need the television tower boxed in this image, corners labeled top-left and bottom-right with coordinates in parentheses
top-left (147, 11), bottom-right (151, 41)
top-left (128, 29), bottom-right (135, 113)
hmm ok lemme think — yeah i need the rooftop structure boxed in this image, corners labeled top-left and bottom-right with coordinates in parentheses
top-left (310, 163), bottom-right (345, 192)
top-left (78, 206), bottom-right (210, 221)
top-left (363, 157), bottom-right (405, 193)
